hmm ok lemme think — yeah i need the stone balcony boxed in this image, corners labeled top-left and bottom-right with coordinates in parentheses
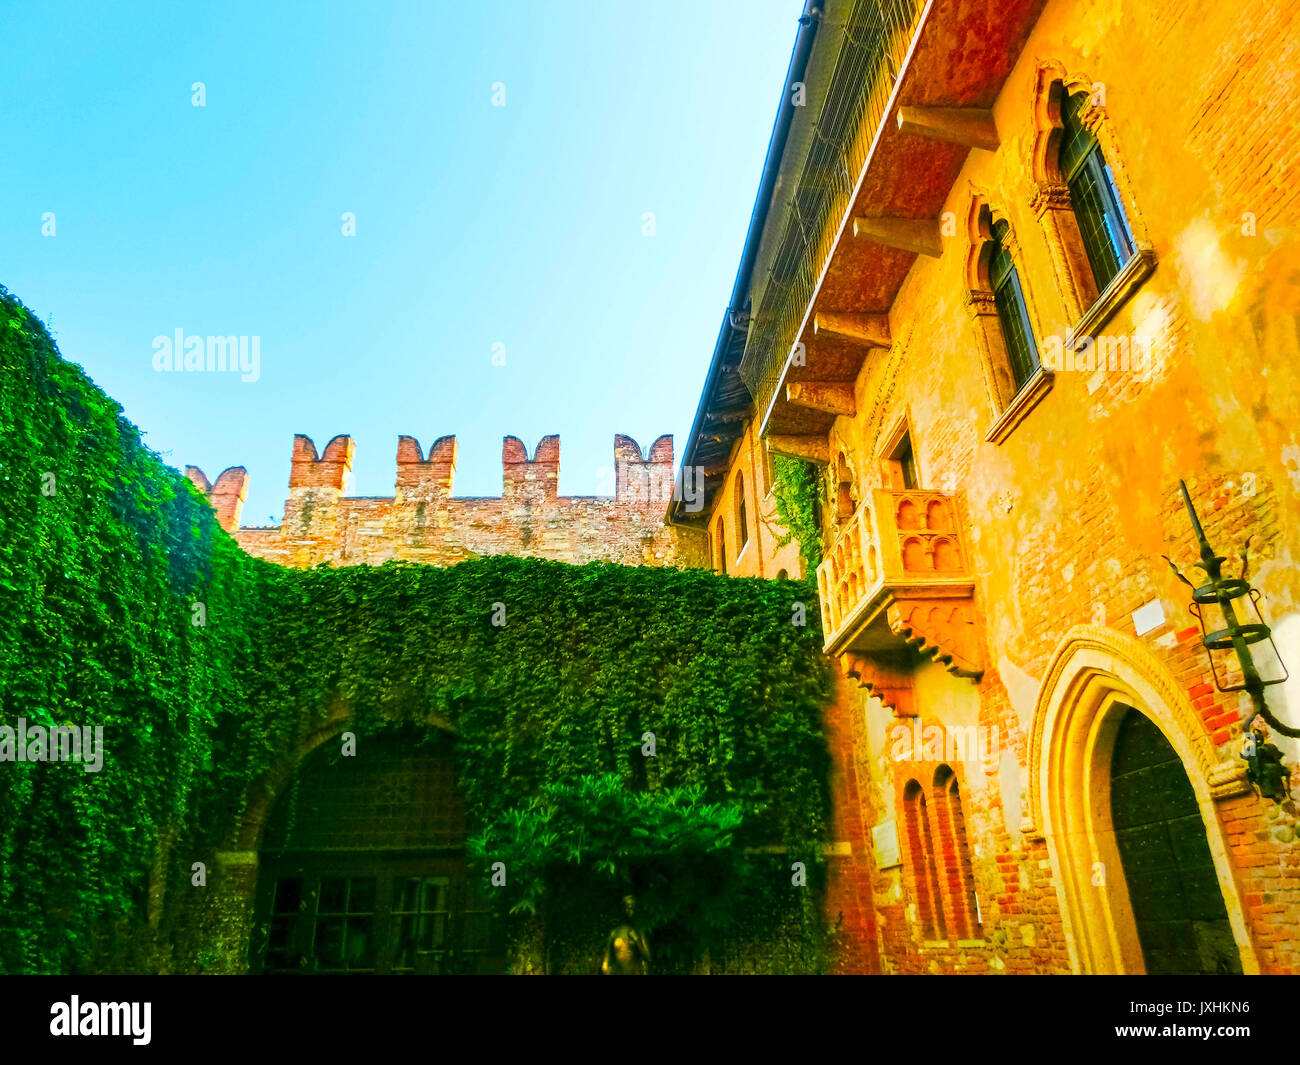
top-left (816, 489), bottom-right (983, 685)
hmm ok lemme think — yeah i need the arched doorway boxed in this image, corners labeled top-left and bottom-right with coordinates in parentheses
top-left (1109, 706), bottom-right (1242, 974)
top-left (251, 734), bottom-right (505, 974)
top-left (1027, 625), bottom-right (1258, 974)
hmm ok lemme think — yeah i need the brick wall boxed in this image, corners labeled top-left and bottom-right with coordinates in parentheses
top-left (699, 422), bottom-right (805, 580)
top-left (187, 432), bottom-right (706, 570)
top-left (811, 0), bottom-right (1300, 974)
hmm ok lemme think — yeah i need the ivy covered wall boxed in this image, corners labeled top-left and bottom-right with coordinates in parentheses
top-left (771, 454), bottom-right (826, 571)
top-left (0, 288), bottom-right (836, 974)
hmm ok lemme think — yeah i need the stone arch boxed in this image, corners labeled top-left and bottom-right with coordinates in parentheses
top-left (1024, 624), bottom-right (1258, 974)
top-left (213, 705), bottom-right (470, 974)
top-left (232, 701), bottom-right (459, 853)
top-left (962, 191), bottom-right (1018, 292)
top-left (1029, 62), bottom-right (1098, 186)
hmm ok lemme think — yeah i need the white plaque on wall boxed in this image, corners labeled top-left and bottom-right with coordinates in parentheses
top-left (872, 819), bottom-right (902, 869)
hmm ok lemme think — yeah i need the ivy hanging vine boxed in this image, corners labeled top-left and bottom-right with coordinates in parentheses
top-left (0, 287), bottom-right (836, 975)
top-left (771, 454), bottom-right (827, 570)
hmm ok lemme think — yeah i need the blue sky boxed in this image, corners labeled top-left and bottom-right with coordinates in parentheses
top-left (1, 0), bottom-right (800, 524)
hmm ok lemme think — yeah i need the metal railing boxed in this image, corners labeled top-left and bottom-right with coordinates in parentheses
top-left (739, 0), bottom-right (926, 421)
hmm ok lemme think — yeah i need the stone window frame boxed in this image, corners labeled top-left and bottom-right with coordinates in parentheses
top-left (962, 191), bottom-right (1054, 445)
top-left (878, 409), bottom-right (920, 490)
top-left (1028, 63), bottom-right (1158, 347)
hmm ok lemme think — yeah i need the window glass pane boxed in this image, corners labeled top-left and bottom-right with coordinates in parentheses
top-left (1070, 149), bottom-right (1124, 289)
top-left (988, 220), bottom-right (1015, 288)
top-left (348, 877), bottom-right (376, 914)
top-left (314, 917), bottom-right (346, 968)
top-left (1059, 91), bottom-right (1135, 292)
top-left (394, 915), bottom-right (416, 969)
top-left (736, 475), bottom-right (748, 548)
top-left (265, 916), bottom-right (299, 971)
top-left (1097, 157), bottom-right (1136, 264)
top-left (988, 222), bottom-right (1039, 391)
top-left (1059, 91), bottom-right (1095, 179)
top-left (394, 876), bottom-right (419, 914)
top-left (422, 878), bottom-right (449, 913)
top-left (267, 916), bottom-right (293, 952)
top-left (273, 877), bottom-right (302, 915)
top-left (896, 438), bottom-right (918, 490)
top-left (994, 271), bottom-right (1039, 390)
top-left (419, 913), bottom-right (448, 950)
top-left (345, 916), bottom-right (376, 968)
top-left (318, 877), bottom-right (347, 914)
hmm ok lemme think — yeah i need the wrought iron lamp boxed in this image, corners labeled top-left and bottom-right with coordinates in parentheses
top-left (1164, 480), bottom-right (1293, 802)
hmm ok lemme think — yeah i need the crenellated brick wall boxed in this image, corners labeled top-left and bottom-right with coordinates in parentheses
top-left (186, 432), bottom-right (706, 570)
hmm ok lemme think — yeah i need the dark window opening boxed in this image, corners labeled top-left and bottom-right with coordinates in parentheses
top-left (934, 765), bottom-right (982, 940)
top-left (884, 431), bottom-right (920, 490)
top-left (904, 779), bottom-right (948, 942)
top-left (895, 436), bottom-right (919, 490)
top-left (735, 474), bottom-right (749, 551)
top-left (255, 736), bottom-right (506, 974)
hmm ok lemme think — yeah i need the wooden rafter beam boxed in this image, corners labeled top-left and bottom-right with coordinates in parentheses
top-left (704, 407), bottom-right (752, 424)
top-left (852, 216), bottom-right (942, 257)
top-left (812, 311), bottom-right (891, 348)
top-left (786, 381), bottom-right (856, 417)
top-left (766, 435), bottom-right (829, 464)
top-left (896, 105), bottom-right (999, 152)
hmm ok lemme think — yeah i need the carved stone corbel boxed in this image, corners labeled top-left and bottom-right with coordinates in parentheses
top-left (841, 653), bottom-right (917, 717)
top-left (885, 598), bottom-right (984, 680)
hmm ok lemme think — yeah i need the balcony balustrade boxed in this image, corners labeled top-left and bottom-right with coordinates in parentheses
top-left (816, 488), bottom-right (981, 678)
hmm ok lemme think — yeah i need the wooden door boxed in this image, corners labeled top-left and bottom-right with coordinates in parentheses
top-left (1109, 706), bottom-right (1242, 974)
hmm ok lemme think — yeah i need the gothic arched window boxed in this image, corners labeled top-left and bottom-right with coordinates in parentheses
top-left (735, 473), bottom-right (749, 552)
top-left (989, 218), bottom-right (1040, 392)
top-left (1059, 89), bottom-right (1137, 294)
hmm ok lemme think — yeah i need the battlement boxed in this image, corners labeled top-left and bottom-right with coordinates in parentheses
top-left (289, 433), bottom-right (355, 490)
top-left (184, 465), bottom-right (249, 532)
top-left (502, 434), bottom-right (560, 501)
top-left (185, 432), bottom-right (702, 569)
top-left (395, 434), bottom-right (457, 502)
top-left (615, 433), bottom-right (674, 505)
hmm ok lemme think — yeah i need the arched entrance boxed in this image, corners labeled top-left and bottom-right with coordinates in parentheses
top-left (1109, 706), bottom-right (1242, 973)
top-left (1027, 625), bottom-right (1258, 974)
top-left (251, 733), bottom-right (505, 974)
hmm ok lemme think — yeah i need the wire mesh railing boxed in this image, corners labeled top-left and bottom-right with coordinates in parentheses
top-left (739, 0), bottom-right (927, 420)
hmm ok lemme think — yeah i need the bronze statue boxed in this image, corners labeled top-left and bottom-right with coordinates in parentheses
top-left (601, 895), bottom-right (651, 975)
